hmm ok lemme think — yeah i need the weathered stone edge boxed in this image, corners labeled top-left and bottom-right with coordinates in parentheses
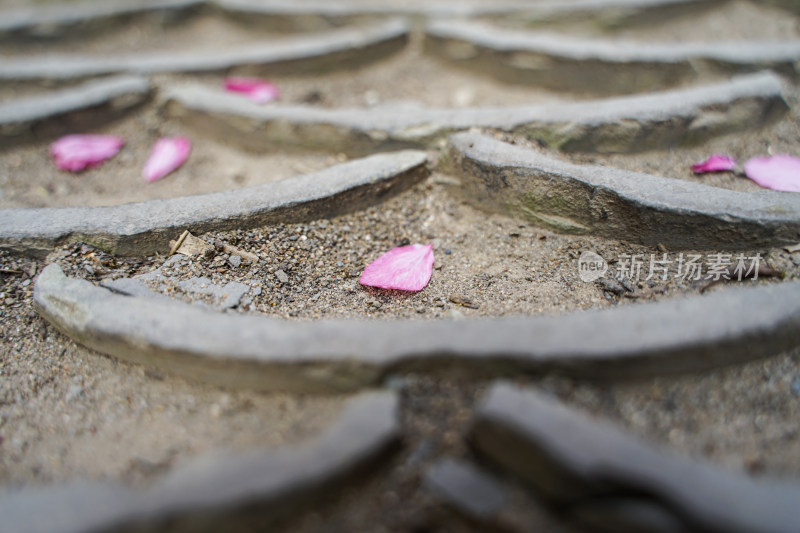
top-left (163, 71), bottom-right (787, 155)
top-left (479, 0), bottom-right (727, 29)
top-left (0, 0), bottom-right (204, 34)
top-left (215, 0), bottom-right (726, 20)
top-left (445, 131), bottom-right (800, 249)
top-left (427, 19), bottom-right (800, 64)
top-left (425, 20), bottom-right (800, 93)
top-left (33, 263), bottom-right (800, 393)
top-left (0, 390), bottom-right (400, 533)
top-left (0, 0), bottom-right (730, 35)
top-left (0, 75), bottom-right (151, 147)
top-left (0, 149), bottom-right (429, 257)
top-left (471, 382), bottom-right (800, 533)
top-left (0, 19), bottom-right (410, 80)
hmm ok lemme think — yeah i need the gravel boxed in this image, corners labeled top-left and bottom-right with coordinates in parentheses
top-left (2, 2), bottom-right (800, 531)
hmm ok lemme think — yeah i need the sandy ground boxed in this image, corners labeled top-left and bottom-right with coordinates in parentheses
top-left (3, 1), bottom-right (800, 531)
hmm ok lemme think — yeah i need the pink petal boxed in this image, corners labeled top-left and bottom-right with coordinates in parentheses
top-left (50, 134), bottom-right (125, 172)
top-left (744, 155), bottom-right (800, 192)
top-left (224, 77), bottom-right (280, 104)
top-left (360, 243), bottom-right (434, 292)
top-left (691, 154), bottom-right (737, 174)
top-left (143, 137), bottom-right (191, 182)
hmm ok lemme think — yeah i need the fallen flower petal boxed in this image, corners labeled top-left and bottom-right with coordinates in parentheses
top-left (691, 154), bottom-right (737, 174)
top-left (50, 134), bottom-right (125, 172)
top-left (224, 77), bottom-right (280, 104)
top-left (143, 137), bottom-right (191, 182)
top-left (360, 243), bottom-right (434, 292)
top-left (744, 155), bottom-right (800, 192)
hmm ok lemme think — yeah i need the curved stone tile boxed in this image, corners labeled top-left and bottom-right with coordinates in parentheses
top-left (425, 19), bottom-right (800, 94)
top-left (0, 390), bottom-right (400, 533)
top-left (34, 264), bottom-right (800, 393)
top-left (214, 0), bottom-right (722, 27)
top-left (0, 150), bottom-right (428, 257)
top-left (471, 383), bottom-right (800, 533)
top-left (0, 0), bottom-right (717, 38)
top-left (0, 0), bottom-right (735, 36)
top-left (479, 0), bottom-right (726, 30)
top-left (445, 131), bottom-right (800, 249)
top-left (163, 72), bottom-right (786, 155)
top-left (0, 0), bottom-right (204, 37)
top-left (0, 75), bottom-right (151, 149)
top-left (0, 19), bottom-right (409, 81)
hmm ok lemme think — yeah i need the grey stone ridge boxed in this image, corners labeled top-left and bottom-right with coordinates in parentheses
top-left (0, 390), bottom-right (400, 533)
top-left (471, 383), bottom-right (800, 533)
top-left (0, 0), bottom-right (730, 36)
top-left (214, 0), bottom-right (724, 29)
top-left (0, 19), bottom-right (409, 81)
top-left (0, 149), bottom-right (428, 258)
top-left (163, 71), bottom-right (786, 155)
top-left (476, 0), bottom-right (727, 30)
top-left (0, 0), bottom-right (204, 36)
top-left (425, 19), bottom-right (800, 94)
top-left (445, 131), bottom-right (800, 249)
top-left (34, 263), bottom-right (800, 393)
top-left (0, 75), bottom-right (151, 148)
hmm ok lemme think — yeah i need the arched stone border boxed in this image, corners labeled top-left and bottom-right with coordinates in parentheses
top-left (0, 0), bottom-right (730, 38)
top-left (0, 0), bottom-right (204, 38)
top-left (0, 75), bottom-right (151, 149)
top-left (215, 0), bottom-right (727, 30)
top-left (0, 391), bottom-right (400, 533)
top-left (0, 150), bottom-right (428, 257)
top-left (0, 18), bottom-right (410, 82)
top-left (425, 19), bottom-right (800, 94)
top-left (34, 263), bottom-right (800, 393)
top-left (163, 72), bottom-right (787, 155)
top-left (471, 382), bottom-right (800, 533)
top-left (477, 0), bottom-right (727, 30)
top-left (444, 131), bottom-right (800, 249)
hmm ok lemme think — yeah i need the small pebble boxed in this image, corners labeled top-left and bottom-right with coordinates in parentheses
top-left (275, 270), bottom-right (289, 284)
top-left (228, 255), bottom-right (242, 268)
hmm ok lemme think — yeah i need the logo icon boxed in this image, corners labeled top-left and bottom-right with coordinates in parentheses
top-left (578, 251), bottom-right (607, 282)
